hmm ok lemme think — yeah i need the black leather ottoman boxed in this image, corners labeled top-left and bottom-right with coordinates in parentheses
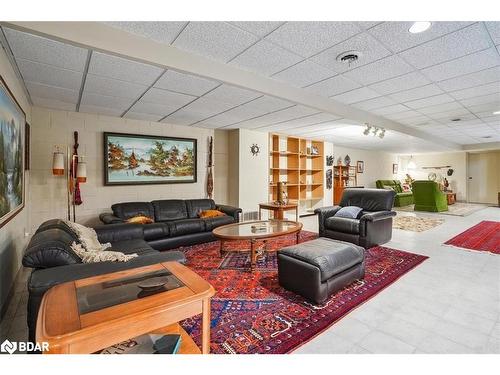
top-left (277, 237), bottom-right (365, 304)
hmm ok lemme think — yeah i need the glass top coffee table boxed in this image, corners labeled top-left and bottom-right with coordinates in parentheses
top-left (212, 220), bottom-right (303, 271)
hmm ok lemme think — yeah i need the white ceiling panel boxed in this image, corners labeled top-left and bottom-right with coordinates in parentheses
top-left (31, 96), bottom-right (76, 111)
top-left (398, 115), bottom-right (432, 125)
top-left (352, 96), bottom-right (397, 111)
top-left (154, 70), bottom-right (219, 96)
top-left (367, 22), bottom-right (473, 53)
top-left (343, 55), bottom-right (414, 85)
top-left (459, 93), bottom-right (500, 107)
top-left (123, 111), bottom-right (164, 122)
top-left (244, 95), bottom-right (294, 113)
top-left (88, 52), bottom-right (163, 85)
top-left (368, 71), bottom-right (431, 95)
top-left (265, 22), bottom-right (362, 57)
top-left (485, 22), bottom-right (500, 45)
top-left (417, 101), bottom-right (465, 115)
top-left (389, 84), bottom-right (445, 103)
top-left (173, 97), bottom-right (236, 118)
top-left (371, 104), bottom-right (410, 115)
top-left (26, 82), bottom-right (79, 103)
top-left (436, 66), bottom-right (500, 92)
top-left (196, 105), bottom-right (270, 128)
top-left (404, 93), bottom-right (455, 109)
top-left (428, 109), bottom-right (474, 121)
top-left (229, 40), bottom-right (303, 76)
top-left (17, 59), bottom-right (83, 90)
top-left (230, 22), bottom-right (284, 37)
top-left (312, 32), bottom-right (391, 73)
top-left (162, 110), bottom-right (210, 126)
top-left (258, 112), bottom-right (340, 131)
top-left (84, 74), bottom-right (148, 99)
top-left (385, 110), bottom-right (425, 120)
top-left (81, 92), bottom-right (135, 111)
top-left (421, 48), bottom-right (500, 82)
top-left (271, 60), bottom-right (335, 88)
top-left (449, 82), bottom-right (500, 100)
top-left (141, 88), bottom-right (196, 107)
top-left (331, 87), bottom-right (381, 104)
top-left (4, 28), bottom-right (87, 71)
top-left (399, 23), bottom-right (491, 69)
top-left (79, 104), bottom-right (124, 117)
top-left (228, 105), bottom-right (319, 129)
top-left (128, 101), bottom-right (184, 117)
top-left (202, 84), bottom-right (261, 106)
top-left (305, 74), bottom-right (361, 97)
top-left (173, 22), bottom-right (259, 63)
top-left (103, 22), bottom-right (187, 45)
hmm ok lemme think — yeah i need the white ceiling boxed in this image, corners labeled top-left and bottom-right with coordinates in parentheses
top-left (1, 21), bottom-right (499, 151)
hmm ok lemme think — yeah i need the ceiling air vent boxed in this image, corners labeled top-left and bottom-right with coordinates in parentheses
top-left (451, 118), bottom-right (462, 122)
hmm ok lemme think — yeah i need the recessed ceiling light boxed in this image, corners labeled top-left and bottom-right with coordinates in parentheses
top-left (409, 22), bottom-right (432, 34)
top-left (451, 118), bottom-right (461, 122)
top-left (482, 135), bottom-right (493, 139)
top-left (493, 110), bottom-right (500, 115)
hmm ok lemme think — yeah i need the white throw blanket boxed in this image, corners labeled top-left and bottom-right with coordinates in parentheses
top-left (64, 220), bottom-right (138, 263)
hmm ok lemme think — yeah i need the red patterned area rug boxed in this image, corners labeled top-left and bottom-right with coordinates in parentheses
top-left (178, 231), bottom-right (428, 354)
top-left (445, 220), bottom-right (500, 255)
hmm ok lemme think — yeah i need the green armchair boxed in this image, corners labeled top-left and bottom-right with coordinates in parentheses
top-left (412, 180), bottom-right (448, 212)
top-left (375, 180), bottom-right (413, 207)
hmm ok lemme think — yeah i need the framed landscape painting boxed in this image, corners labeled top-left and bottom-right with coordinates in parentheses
top-left (104, 132), bottom-right (197, 185)
top-left (0, 75), bottom-right (25, 228)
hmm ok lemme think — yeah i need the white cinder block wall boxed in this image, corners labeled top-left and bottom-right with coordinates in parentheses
top-left (29, 107), bottom-right (223, 231)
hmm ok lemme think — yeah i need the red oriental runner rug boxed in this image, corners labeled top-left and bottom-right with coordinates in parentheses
top-left (444, 220), bottom-right (500, 255)
top-left (178, 231), bottom-right (428, 354)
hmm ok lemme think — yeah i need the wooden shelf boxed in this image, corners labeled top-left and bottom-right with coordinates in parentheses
top-left (269, 183), bottom-right (298, 187)
top-left (270, 151), bottom-right (299, 155)
top-left (270, 167), bottom-right (299, 170)
top-left (152, 323), bottom-right (201, 354)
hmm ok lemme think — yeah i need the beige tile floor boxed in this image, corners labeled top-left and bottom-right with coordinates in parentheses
top-left (1, 207), bottom-right (499, 354)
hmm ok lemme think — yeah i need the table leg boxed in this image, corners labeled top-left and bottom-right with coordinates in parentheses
top-left (201, 297), bottom-right (211, 354)
top-left (295, 206), bottom-right (298, 222)
top-left (250, 238), bottom-right (257, 271)
top-left (296, 231), bottom-right (300, 244)
top-left (276, 209), bottom-right (284, 220)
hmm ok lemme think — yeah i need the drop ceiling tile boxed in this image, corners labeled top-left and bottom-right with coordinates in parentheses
top-left (173, 22), bottom-right (259, 63)
top-left (312, 32), bottom-right (391, 73)
top-left (103, 22), bottom-right (187, 44)
top-left (81, 92), bottom-right (135, 111)
top-left (428, 109), bottom-right (474, 121)
top-left (172, 97), bottom-right (236, 118)
top-left (203, 84), bottom-right (261, 105)
top-left (230, 22), bottom-right (284, 37)
top-left (371, 104), bottom-right (409, 115)
top-left (368, 21), bottom-right (473, 53)
top-left (385, 110), bottom-right (425, 120)
top-left (352, 96), bottom-right (397, 110)
top-left (404, 93), bottom-right (455, 109)
top-left (4, 28), bottom-right (87, 71)
top-left (389, 84), bottom-right (445, 103)
top-left (449, 82), bottom-right (500, 100)
top-left (141, 88), bottom-right (196, 107)
top-left (485, 22), bottom-right (500, 45)
top-left (229, 105), bottom-right (319, 129)
top-left (128, 101), bottom-right (183, 117)
top-left (397, 115), bottom-right (432, 125)
top-left (305, 74), bottom-right (361, 97)
top-left (84, 74), bottom-right (148, 99)
top-left (368, 71), bottom-right (431, 95)
top-left (31, 96), bottom-right (76, 111)
top-left (26, 82), bottom-right (79, 103)
top-left (271, 60), bottom-right (335, 87)
top-left (162, 110), bottom-right (209, 126)
top-left (245, 95), bottom-right (294, 113)
top-left (356, 22), bottom-right (383, 30)
top-left (259, 112), bottom-right (340, 132)
top-left (331, 87), bottom-right (380, 104)
top-left (123, 111), bottom-right (163, 122)
top-left (88, 52), bottom-right (163, 85)
top-left (422, 48), bottom-right (500, 82)
top-left (229, 40), bottom-right (303, 76)
top-left (437, 66), bottom-right (500, 92)
top-left (459, 93), bottom-right (500, 107)
top-left (196, 105), bottom-right (269, 128)
top-left (343, 55), bottom-right (414, 85)
top-left (399, 23), bottom-right (491, 69)
top-left (17, 59), bottom-right (83, 90)
top-left (265, 22), bottom-right (362, 57)
top-left (154, 70), bottom-right (219, 96)
top-left (79, 104), bottom-right (124, 117)
top-left (417, 101), bottom-right (464, 115)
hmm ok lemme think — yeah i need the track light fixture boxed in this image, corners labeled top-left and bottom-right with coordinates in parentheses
top-left (363, 124), bottom-right (372, 135)
top-left (363, 123), bottom-right (385, 139)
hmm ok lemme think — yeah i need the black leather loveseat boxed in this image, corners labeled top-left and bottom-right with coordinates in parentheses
top-left (99, 199), bottom-right (242, 250)
top-left (22, 219), bottom-right (186, 343)
top-left (314, 188), bottom-right (397, 249)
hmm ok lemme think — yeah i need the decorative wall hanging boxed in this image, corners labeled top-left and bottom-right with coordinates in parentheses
top-left (326, 155), bottom-right (334, 166)
top-left (344, 154), bottom-right (351, 166)
top-left (356, 160), bottom-right (364, 173)
top-left (0, 75), bottom-right (25, 228)
top-left (104, 132), bottom-right (197, 185)
top-left (447, 168), bottom-right (454, 176)
top-left (337, 157), bottom-right (342, 166)
top-left (250, 143), bottom-right (260, 156)
top-left (207, 136), bottom-right (214, 199)
top-left (326, 169), bottom-right (333, 190)
top-left (25, 122), bottom-right (30, 171)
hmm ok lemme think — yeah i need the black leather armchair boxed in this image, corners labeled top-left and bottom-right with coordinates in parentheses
top-left (314, 188), bottom-right (397, 249)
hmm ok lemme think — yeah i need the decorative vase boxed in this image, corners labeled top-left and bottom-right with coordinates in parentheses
top-left (344, 154), bottom-right (351, 166)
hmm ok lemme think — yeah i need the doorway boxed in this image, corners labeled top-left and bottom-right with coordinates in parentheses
top-left (467, 151), bottom-right (500, 204)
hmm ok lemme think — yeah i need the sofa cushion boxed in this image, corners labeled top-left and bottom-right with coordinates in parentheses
top-left (152, 200), bottom-right (188, 221)
top-left (340, 188), bottom-right (396, 211)
top-left (112, 202), bottom-right (154, 220)
top-left (278, 238), bottom-right (365, 282)
top-left (397, 192), bottom-right (413, 197)
top-left (167, 218), bottom-right (206, 237)
top-left (108, 239), bottom-right (158, 256)
top-left (202, 215), bottom-right (235, 231)
top-left (185, 199), bottom-right (216, 218)
top-left (325, 216), bottom-right (360, 234)
top-left (142, 223), bottom-right (170, 241)
top-left (334, 206), bottom-right (363, 219)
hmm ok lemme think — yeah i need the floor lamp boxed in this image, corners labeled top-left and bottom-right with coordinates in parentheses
top-left (52, 146), bottom-right (87, 222)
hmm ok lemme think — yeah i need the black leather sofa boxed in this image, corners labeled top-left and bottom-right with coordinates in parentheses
top-left (314, 188), bottom-right (397, 249)
top-left (22, 219), bottom-right (186, 343)
top-left (99, 199), bottom-right (242, 250)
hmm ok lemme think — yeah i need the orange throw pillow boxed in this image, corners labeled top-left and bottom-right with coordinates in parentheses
top-left (199, 210), bottom-right (226, 218)
top-left (126, 215), bottom-right (154, 224)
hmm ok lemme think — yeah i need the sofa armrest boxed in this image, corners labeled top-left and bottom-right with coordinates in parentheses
top-left (99, 213), bottom-right (124, 224)
top-left (314, 206), bottom-right (342, 235)
top-left (216, 204), bottom-right (242, 222)
top-left (94, 223), bottom-right (145, 243)
top-left (360, 211), bottom-right (396, 222)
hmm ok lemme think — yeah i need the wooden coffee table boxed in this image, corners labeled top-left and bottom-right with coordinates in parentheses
top-left (212, 220), bottom-right (303, 271)
top-left (36, 261), bottom-right (215, 354)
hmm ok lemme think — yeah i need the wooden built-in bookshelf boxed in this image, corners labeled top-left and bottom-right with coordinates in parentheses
top-left (333, 165), bottom-right (358, 204)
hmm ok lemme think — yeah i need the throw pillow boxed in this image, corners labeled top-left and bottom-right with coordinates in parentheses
top-left (127, 215), bottom-right (154, 224)
top-left (334, 206), bottom-right (363, 219)
top-left (402, 184), bottom-right (411, 192)
top-left (199, 209), bottom-right (226, 218)
top-left (382, 185), bottom-right (395, 191)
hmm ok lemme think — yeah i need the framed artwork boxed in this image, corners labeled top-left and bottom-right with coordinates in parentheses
top-left (104, 132), bottom-right (197, 186)
top-left (356, 160), bottom-right (364, 173)
top-left (393, 163), bottom-right (399, 174)
top-left (25, 122), bottom-right (30, 170)
top-left (0, 75), bottom-right (25, 228)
